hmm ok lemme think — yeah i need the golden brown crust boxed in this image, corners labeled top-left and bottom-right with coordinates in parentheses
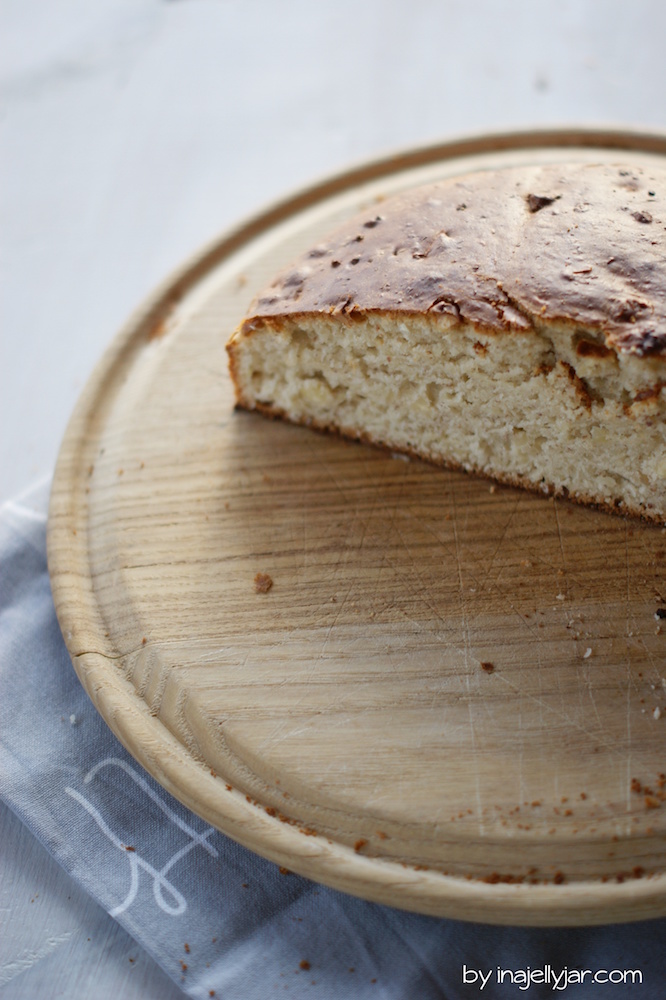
top-left (236, 162), bottom-right (666, 357)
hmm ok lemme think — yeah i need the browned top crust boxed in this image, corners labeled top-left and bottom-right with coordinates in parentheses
top-left (241, 162), bottom-right (666, 356)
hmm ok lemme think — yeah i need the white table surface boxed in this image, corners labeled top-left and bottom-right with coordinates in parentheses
top-left (3, 1), bottom-right (666, 995)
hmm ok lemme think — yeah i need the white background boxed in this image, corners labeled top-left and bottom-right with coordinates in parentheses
top-left (3, 0), bottom-right (666, 995)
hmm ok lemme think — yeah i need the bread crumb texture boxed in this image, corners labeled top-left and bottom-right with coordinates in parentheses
top-left (253, 572), bottom-right (273, 594)
top-left (228, 163), bottom-right (666, 521)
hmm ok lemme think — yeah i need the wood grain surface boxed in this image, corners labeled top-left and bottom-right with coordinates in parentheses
top-left (48, 130), bottom-right (666, 925)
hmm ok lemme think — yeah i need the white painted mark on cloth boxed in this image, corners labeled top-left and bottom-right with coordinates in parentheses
top-left (65, 756), bottom-right (218, 917)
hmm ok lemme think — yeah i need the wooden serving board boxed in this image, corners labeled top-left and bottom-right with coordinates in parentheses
top-left (48, 129), bottom-right (666, 925)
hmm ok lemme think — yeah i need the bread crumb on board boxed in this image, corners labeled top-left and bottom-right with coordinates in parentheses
top-left (253, 572), bottom-right (273, 593)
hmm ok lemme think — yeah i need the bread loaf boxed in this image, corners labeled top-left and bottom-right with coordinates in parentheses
top-left (226, 162), bottom-right (666, 521)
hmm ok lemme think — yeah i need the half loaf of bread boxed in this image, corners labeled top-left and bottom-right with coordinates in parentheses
top-left (227, 162), bottom-right (666, 521)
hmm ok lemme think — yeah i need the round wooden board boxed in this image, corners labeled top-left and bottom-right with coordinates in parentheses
top-left (49, 129), bottom-right (666, 926)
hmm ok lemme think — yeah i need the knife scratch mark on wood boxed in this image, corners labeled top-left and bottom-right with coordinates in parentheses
top-left (478, 495), bottom-right (521, 588)
top-left (389, 525), bottom-right (458, 633)
top-left (494, 672), bottom-right (623, 754)
top-left (582, 661), bottom-right (603, 733)
top-left (318, 579), bottom-right (356, 663)
top-left (450, 481), bottom-right (485, 833)
top-left (305, 439), bottom-right (351, 504)
top-left (405, 504), bottom-right (543, 645)
top-left (553, 499), bottom-right (569, 599)
top-left (625, 675), bottom-right (633, 832)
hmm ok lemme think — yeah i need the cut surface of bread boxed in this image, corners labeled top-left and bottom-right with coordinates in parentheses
top-left (227, 162), bottom-right (666, 521)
